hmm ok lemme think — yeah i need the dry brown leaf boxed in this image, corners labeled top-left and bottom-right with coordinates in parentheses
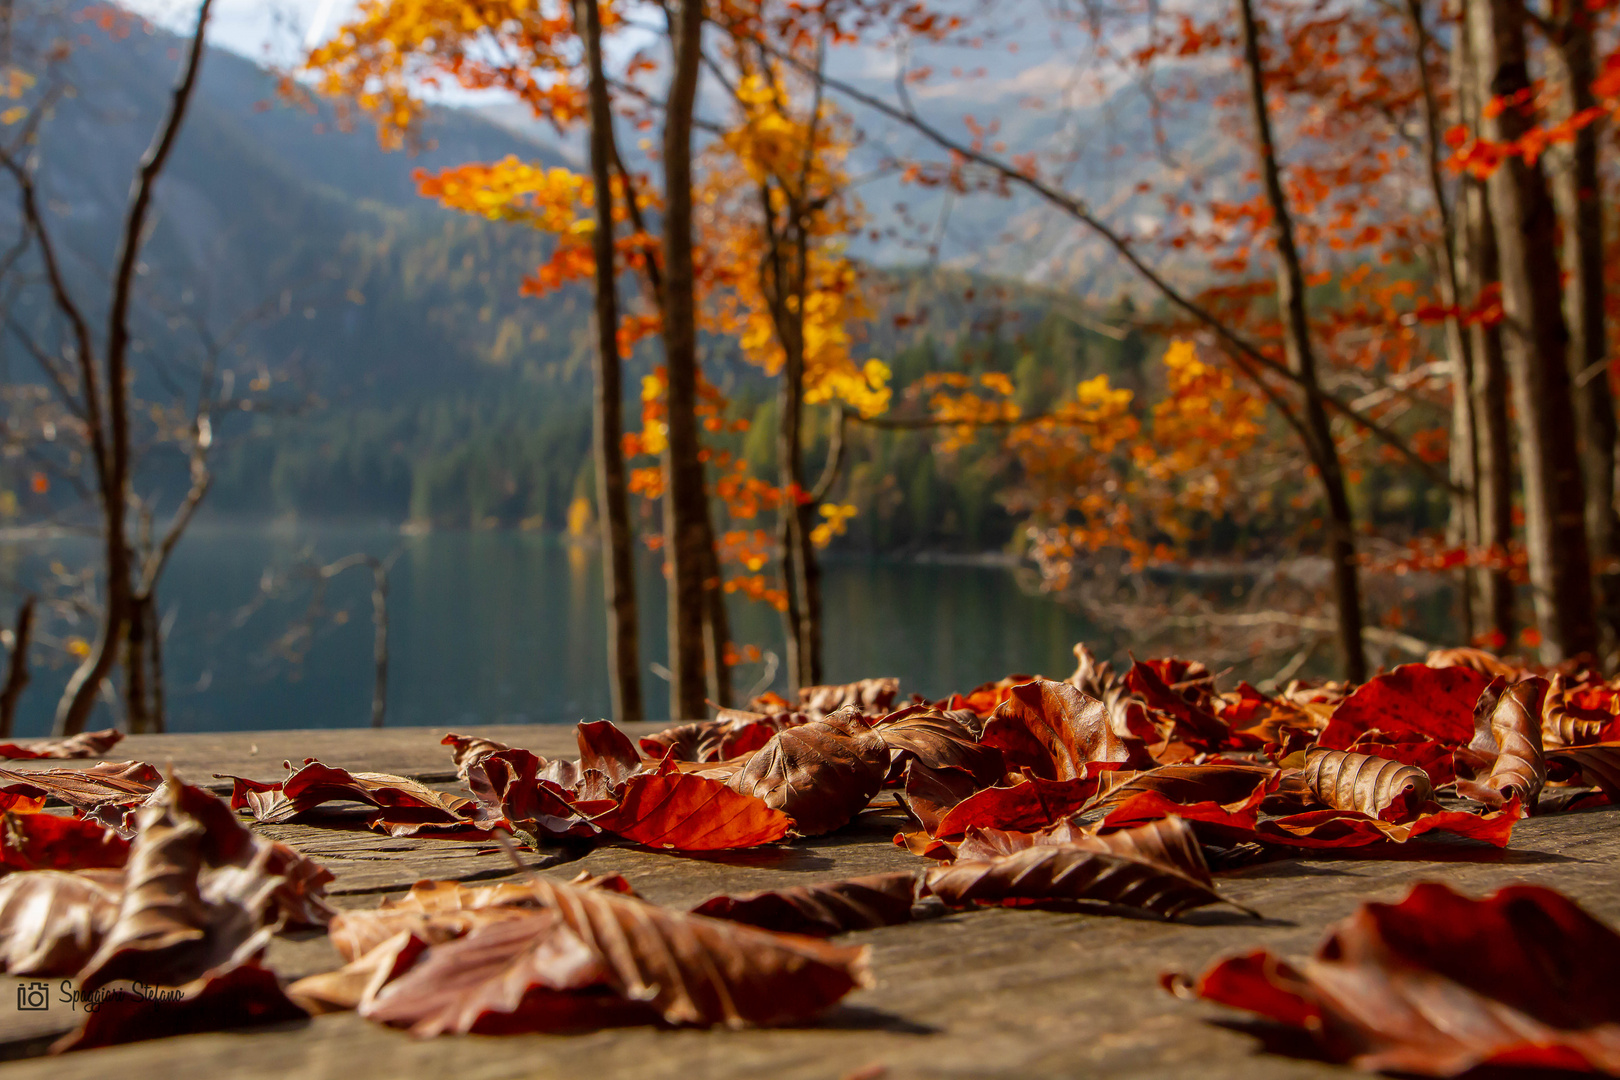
top-left (980, 678), bottom-right (1131, 781)
top-left (873, 706), bottom-right (1005, 787)
top-left (0, 868), bottom-right (124, 975)
top-left (691, 871), bottom-right (925, 937)
top-left (925, 843), bottom-right (1248, 919)
top-left (524, 874), bottom-right (873, 1027)
top-left (0, 728), bottom-right (123, 760)
top-left (726, 706), bottom-right (889, 835)
top-left (1457, 676), bottom-right (1548, 810)
top-left (1299, 747), bottom-right (1433, 822)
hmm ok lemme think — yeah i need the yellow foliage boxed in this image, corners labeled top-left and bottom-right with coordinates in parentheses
top-left (565, 495), bottom-right (593, 537)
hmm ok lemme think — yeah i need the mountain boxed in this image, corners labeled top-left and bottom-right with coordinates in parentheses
top-left (1, 7), bottom-right (1155, 541)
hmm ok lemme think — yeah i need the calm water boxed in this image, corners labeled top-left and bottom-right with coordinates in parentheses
top-left (1, 523), bottom-right (1123, 735)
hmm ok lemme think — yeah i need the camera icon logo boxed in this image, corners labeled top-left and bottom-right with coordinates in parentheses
top-left (16, 982), bottom-right (49, 1011)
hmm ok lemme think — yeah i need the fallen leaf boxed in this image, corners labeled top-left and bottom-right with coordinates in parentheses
top-left (1165, 882), bottom-right (1620, 1074)
top-left (0, 761), bottom-right (164, 829)
top-left (1456, 676), bottom-right (1547, 809)
top-left (288, 930), bottom-right (429, 1014)
top-left (0, 729), bottom-right (123, 760)
top-left (726, 706), bottom-right (889, 835)
top-left (799, 677), bottom-right (900, 716)
top-left (76, 779), bottom-right (330, 993)
top-left (223, 759), bottom-right (491, 835)
top-left (1298, 748), bottom-right (1433, 822)
top-left (980, 678), bottom-right (1132, 780)
top-left (360, 910), bottom-right (630, 1035)
top-left (574, 720), bottom-right (642, 789)
top-left (1318, 663), bottom-right (1492, 750)
top-left (925, 842), bottom-right (1248, 919)
top-left (1546, 742), bottom-right (1620, 802)
top-left (1126, 661), bottom-right (1236, 750)
top-left (874, 705), bottom-right (1005, 786)
top-left (54, 962), bottom-right (307, 1053)
top-left (441, 732), bottom-right (514, 782)
top-left (1, 809), bottom-right (130, 871)
top-left (0, 869), bottom-right (123, 975)
top-left (330, 879), bottom-right (547, 963)
top-left (893, 761), bottom-right (978, 835)
top-left (589, 767), bottom-right (792, 850)
top-left (956, 817), bottom-right (1214, 887)
top-left (637, 710), bottom-right (798, 762)
top-left (524, 874), bottom-right (873, 1027)
top-left (931, 773), bottom-right (1106, 840)
top-left (691, 871), bottom-right (924, 936)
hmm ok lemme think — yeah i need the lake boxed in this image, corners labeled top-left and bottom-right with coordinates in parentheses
top-left (1, 523), bottom-right (1136, 735)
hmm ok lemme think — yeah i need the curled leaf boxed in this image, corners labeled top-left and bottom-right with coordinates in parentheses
top-left (0, 728), bottom-right (123, 760)
top-left (874, 706), bottom-right (1005, 787)
top-left (799, 677), bottom-right (899, 716)
top-left (726, 706), bottom-right (889, 835)
top-left (637, 709), bottom-right (798, 763)
top-left (1456, 677), bottom-right (1547, 810)
top-left (0, 868), bottom-right (123, 975)
top-left (925, 843), bottom-right (1247, 919)
top-left (223, 759), bottom-right (489, 833)
top-left (0, 760), bottom-right (163, 829)
top-left (330, 879), bottom-right (547, 963)
top-left (931, 773), bottom-right (1105, 840)
top-left (287, 929), bottom-right (428, 1015)
top-left (1299, 748), bottom-right (1433, 822)
top-left (361, 911), bottom-right (630, 1035)
top-left (981, 678), bottom-right (1131, 780)
top-left (692, 871), bottom-right (925, 937)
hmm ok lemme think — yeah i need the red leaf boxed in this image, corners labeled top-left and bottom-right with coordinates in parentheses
top-left (932, 772), bottom-right (1107, 839)
top-left (1319, 663), bottom-right (1492, 749)
top-left (55, 963), bottom-right (307, 1053)
top-left (590, 770), bottom-right (791, 850)
top-left (0, 728), bottom-right (122, 760)
top-left (222, 759), bottom-right (492, 834)
top-left (1166, 882), bottom-right (1620, 1074)
top-left (1, 810), bottom-right (129, 872)
top-left (1126, 662), bottom-right (1238, 750)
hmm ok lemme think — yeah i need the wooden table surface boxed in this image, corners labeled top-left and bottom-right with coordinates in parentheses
top-left (2, 724), bottom-right (1616, 1078)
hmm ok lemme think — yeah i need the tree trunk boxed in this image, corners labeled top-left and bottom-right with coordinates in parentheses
top-left (659, 0), bottom-right (710, 721)
top-left (146, 596), bottom-right (166, 733)
top-left (54, 0), bottom-right (213, 735)
top-left (579, 0), bottom-right (643, 725)
top-left (1469, 0), bottom-right (1597, 663)
top-left (1407, 0), bottom-right (1477, 641)
top-left (1550, 2), bottom-right (1618, 640)
top-left (0, 597), bottom-right (35, 737)
top-left (1237, 0), bottom-right (1366, 682)
top-left (1455, 1), bottom-right (1515, 648)
top-left (124, 592), bottom-right (150, 733)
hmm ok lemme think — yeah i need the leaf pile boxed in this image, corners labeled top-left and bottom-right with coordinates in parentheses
top-left (8, 645), bottom-right (1620, 1059)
